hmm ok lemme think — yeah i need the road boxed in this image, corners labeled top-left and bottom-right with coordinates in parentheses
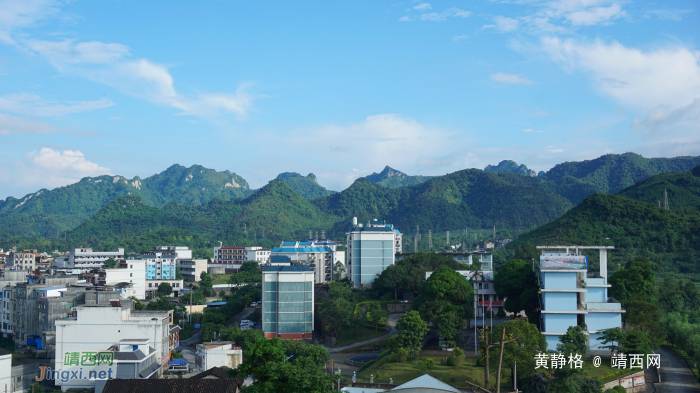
top-left (325, 313), bottom-right (404, 354)
top-left (651, 347), bottom-right (700, 392)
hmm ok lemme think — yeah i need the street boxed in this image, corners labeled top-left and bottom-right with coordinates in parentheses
top-left (652, 347), bottom-right (700, 392)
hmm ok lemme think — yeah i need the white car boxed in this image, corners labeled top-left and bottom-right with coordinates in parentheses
top-left (250, 302), bottom-right (257, 307)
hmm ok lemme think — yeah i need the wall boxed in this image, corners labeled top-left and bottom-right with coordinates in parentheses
top-left (543, 292), bottom-right (577, 311)
top-left (602, 370), bottom-right (646, 392)
top-left (0, 353), bottom-right (10, 393)
top-left (586, 312), bottom-right (622, 332)
top-left (543, 313), bottom-right (577, 333)
top-left (543, 272), bottom-right (577, 289)
top-left (587, 287), bottom-right (607, 303)
top-left (545, 335), bottom-right (561, 352)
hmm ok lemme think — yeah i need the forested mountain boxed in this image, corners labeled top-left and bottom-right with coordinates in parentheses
top-left (484, 160), bottom-right (536, 176)
top-left (507, 192), bottom-right (700, 275)
top-left (275, 172), bottom-right (335, 200)
top-left (365, 166), bottom-right (434, 188)
top-left (315, 169), bottom-right (573, 234)
top-left (616, 165), bottom-right (700, 210)
top-left (538, 153), bottom-right (700, 204)
top-left (0, 164), bottom-right (251, 238)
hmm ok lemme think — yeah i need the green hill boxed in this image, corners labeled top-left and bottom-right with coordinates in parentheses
top-left (616, 165), bottom-right (700, 210)
top-left (507, 193), bottom-right (700, 274)
top-left (365, 166), bottom-right (434, 188)
top-left (0, 164), bottom-right (252, 238)
top-left (539, 153), bottom-right (700, 204)
top-left (485, 160), bottom-right (536, 177)
top-left (316, 169), bottom-right (573, 233)
top-left (274, 172), bottom-right (335, 200)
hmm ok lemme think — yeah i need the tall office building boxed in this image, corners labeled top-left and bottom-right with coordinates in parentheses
top-left (346, 218), bottom-right (402, 288)
top-left (262, 265), bottom-right (314, 340)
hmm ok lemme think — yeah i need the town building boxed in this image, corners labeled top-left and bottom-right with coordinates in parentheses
top-left (99, 260), bottom-right (147, 299)
top-left (66, 248), bottom-right (125, 271)
top-left (6, 250), bottom-right (38, 271)
top-left (536, 246), bottom-right (624, 354)
top-left (145, 279), bottom-right (184, 298)
top-left (0, 348), bottom-right (9, 393)
top-left (195, 342), bottom-right (243, 373)
top-left (270, 240), bottom-right (338, 283)
top-left (346, 218), bottom-right (402, 288)
top-left (178, 259), bottom-right (208, 282)
top-left (55, 304), bottom-right (172, 391)
top-left (146, 246), bottom-right (192, 260)
top-left (212, 246), bottom-right (271, 268)
top-left (262, 265), bottom-right (314, 340)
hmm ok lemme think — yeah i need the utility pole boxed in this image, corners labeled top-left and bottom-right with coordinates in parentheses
top-left (414, 235), bottom-right (417, 253)
top-left (244, 223), bottom-right (247, 239)
top-left (664, 189), bottom-right (669, 210)
top-left (493, 225), bottom-right (496, 241)
top-left (321, 230), bottom-right (325, 239)
top-left (446, 231), bottom-right (450, 246)
top-left (308, 230), bottom-right (312, 240)
top-left (428, 230), bottom-right (432, 251)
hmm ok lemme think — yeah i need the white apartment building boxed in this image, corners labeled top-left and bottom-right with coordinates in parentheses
top-left (212, 246), bottom-right (271, 266)
top-left (68, 248), bottom-right (125, 271)
top-left (148, 246), bottom-right (192, 260)
top-left (145, 279), bottom-right (184, 298)
top-left (194, 342), bottom-right (243, 373)
top-left (178, 259), bottom-right (207, 282)
top-left (55, 305), bottom-right (171, 391)
top-left (270, 241), bottom-right (338, 283)
top-left (7, 251), bottom-right (37, 271)
top-left (346, 218), bottom-right (403, 288)
top-left (100, 260), bottom-right (147, 300)
top-left (0, 348), bottom-right (9, 393)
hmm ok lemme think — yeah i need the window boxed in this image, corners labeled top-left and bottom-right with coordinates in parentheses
top-left (485, 283), bottom-right (489, 289)
top-left (149, 283), bottom-right (153, 288)
top-left (130, 273), bottom-right (133, 277)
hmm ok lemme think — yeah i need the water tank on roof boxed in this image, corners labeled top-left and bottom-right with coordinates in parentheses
top-left (352, 217), bottom-right (357, 226)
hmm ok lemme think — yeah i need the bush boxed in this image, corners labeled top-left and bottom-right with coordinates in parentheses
top-left (393, 347), bottom-right (409, 364)
top-left (521, 373), bottom-right (551, 393)
top-left (612, 386), bottom-right (626, 393)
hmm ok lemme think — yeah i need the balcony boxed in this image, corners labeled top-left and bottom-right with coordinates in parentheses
top-left (587, 297), bottom-right (622, 311)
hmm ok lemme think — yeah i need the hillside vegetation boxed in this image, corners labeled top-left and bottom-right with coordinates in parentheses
top-left (275, 172), bottom-right (335, 200)
top-left (365, 166), bottom-right (434, 188)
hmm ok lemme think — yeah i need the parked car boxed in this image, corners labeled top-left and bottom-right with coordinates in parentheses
top-left (250, 302), bottom-right (257, 307)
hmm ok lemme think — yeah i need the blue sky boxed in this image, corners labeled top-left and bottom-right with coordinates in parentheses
top-left (0, 0), bottom-right (698, 199)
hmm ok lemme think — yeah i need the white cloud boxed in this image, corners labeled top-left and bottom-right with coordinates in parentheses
top-left (23, 39), bottom-right (258, 119)
top-left (0, 93), bottom-right (114, 116)
top-left (523, 128), bottom-right (543, 133)
top-left (546, 146), bottom-right (564, 153)
top-left (398, 16), bottom-right (413, 22)
top-left (632, 98), bottom-right (700, 135)
top-left (561, 3), bottom-right (625, 26)
top-left (491, 72), bottom-right (534, 85)
top-left (414, 3), bottom-right (431, 11)
top-left (646, 9), bottom-right (693, 21)
top-left (453, 34), bottom-right (468, 41)
top-left (0, 0), bottom-right (64, 45)
top-left (490, 16), bottom-right (520, 32)
top-left (420, 8), bottom-right (471, 22)
top-left (13, 147), bottom-right (110, 188)
top-left (541, 37), bottom-right (700, 111)
top-left (0, 113), bottom-right (92, 136)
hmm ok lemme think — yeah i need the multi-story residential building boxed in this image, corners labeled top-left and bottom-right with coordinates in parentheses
top-left (270, 240), bottom-right (337, 283)
top-left (55, 305), bottom-right (172, 391)
top-left (145, 257), bottom-right (177, 280)
top-left (178, 259), bottom-right (208, 282)
top-left (0, 348), bottom-right (9, 393)
top-left (262, 265), bottom-right (314, 340)
top-left (7, 250), bottom-right (37, 271)
top-left (0, 249), bottom-right (8, 264)
top-left (346, 218), bottom-right (402, 288)
top-left (212, 246), bottom-right (271, 267)
top-left (99, 260), bottom-right (147, 299)
top-left (67, 248), bottom-right (125, 271)
top-left (147, 246), bottom-right (192, 260)
top-left (537, 246), bottom-right (624, 354)
top-left (145, 279), bottom-right (184, 298)
top-left (194, 342), bottom-right (242, 373)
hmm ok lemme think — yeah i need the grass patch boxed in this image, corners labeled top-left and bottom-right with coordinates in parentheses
top-left (212, 273), bottom-right (234, 285)
top-left (357, 355), bottom-right (513, 389)
top-left (334, 325), bottom-right (387, 348)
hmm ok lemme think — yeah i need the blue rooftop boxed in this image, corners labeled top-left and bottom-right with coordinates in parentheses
top-left (298, 241), bottom-right (313, 246)
top-left (264, 265), bottom-right (312, 272)
top-left (280, 241), bottom-right (296, 246)
top-left (270, 255), bottom-right (292, 262)
top-left (271, 247), bottom-right (333, 253)
top-left (205, 302), bottom-right (227, 306)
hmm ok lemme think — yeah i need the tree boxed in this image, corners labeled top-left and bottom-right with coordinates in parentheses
top-left (130, 296), bottom-right (145, 310)
top-left (487, 319), bottom-right (546, 385)
top-left (186, 290), bottom-right (206, 304)
top-left (556, 326), bottom-right (587, 357)
top-left (146, 297), bottom-right (174, 311)
top-left (413, 268), bottom-right (474, 327)
top-left (367, 303), bottom-right (387, 333)
top-left (320, 297), bottom-right (353, 337)
top-left (199, 272), bottom-right (214, 297)
top-left (514, 244), bottom-right (539, 262)
top-left (229, 337), bottom-right (333, 393)
top-left (393, 311), bottom-right (428, 357)
top-left (333, 261), bottom-right (346, 280)
top-left (328, 281), bottom-right (353, 301)
top-left (624, 298), bottom-right (665, 346)
top-left (494, 259), bottom-right (540, 327)
top-left (609, 257), bottom-right (657, 306)
top-left (437, 311), bottom-right (464, 348)
top-left (449, 347), bottom-right (465, 368)
top-left (157, 282), bottom-right (173, 297)
top-left (393, 347), bottom-right (409, 364)
top-left (103, 258), bottom-right (118, 269)
top-left (599, 328), bottom-right (624, 357)
top-left (200, 322), bottom-right (224, 342)
top-left (619, 330), bottom-right (652, 356)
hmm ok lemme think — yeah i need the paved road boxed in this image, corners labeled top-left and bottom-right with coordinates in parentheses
top-left (325, 313), bottom-right (404, 354)
top-left (652, 347), bottom-right (700, 392)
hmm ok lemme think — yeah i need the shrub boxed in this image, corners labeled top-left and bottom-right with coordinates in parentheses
top-left (612, 386), bottom-right (626, 393)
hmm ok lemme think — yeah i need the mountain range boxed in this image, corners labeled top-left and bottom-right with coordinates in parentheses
top-left (1, 153), bottom-right (699, 244)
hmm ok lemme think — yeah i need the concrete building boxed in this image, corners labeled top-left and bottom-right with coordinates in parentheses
top-left (195, 342), bottom-right (243, 373)
top-left (262, 265), bottom-right (314, 340)
top-left (68, 248), bottom-right (125, 271)
top-left (99, 260), bottom-right (147, 300)
top-left (6, 250), bottom-right (37, 271)
top-left (179, 259), bottom-right (207, 282)
top-left (145, 279), bottom-right (184, 298)
top-left (346, 218), bottom-right (402, 288)
top-left (147, 246), bottom-right (192, 260)
top-left (55, 305), bottom-right (172, 391)
top-left (212, 246), bottom-right (271, 268)
top-left (0, 348), bottom-right (9, 393)
top-left (537, 246), bottom-right (624, 354)
top-left (270, 240), bottom-right (337, 283)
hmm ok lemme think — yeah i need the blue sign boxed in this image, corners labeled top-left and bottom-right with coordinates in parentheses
top-left (194, 324), bottom-right (201, 328)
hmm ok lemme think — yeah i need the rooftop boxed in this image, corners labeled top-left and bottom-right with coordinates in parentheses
top-left (102, 379), bottom-right (240, 393)
top-left (263, 265), bottom-right (312, 272)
